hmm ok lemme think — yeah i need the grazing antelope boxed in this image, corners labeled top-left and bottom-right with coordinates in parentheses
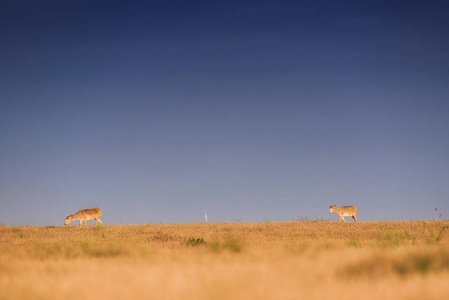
top-left (329, 204), bottom-right (357, 222)
top-left (64, 207), bottom-right (103, 226)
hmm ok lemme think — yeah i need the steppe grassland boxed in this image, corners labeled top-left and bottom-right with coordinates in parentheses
top-left (1, 220), bottom-right (449, 300)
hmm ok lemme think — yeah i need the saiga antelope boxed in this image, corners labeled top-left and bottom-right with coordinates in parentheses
top-left (329, 204), bottom-right (357, 222)
top-left (64, 207), bottom-right (103, 226)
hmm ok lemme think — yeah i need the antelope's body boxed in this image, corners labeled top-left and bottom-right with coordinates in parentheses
top-left (65, 207), bottom-right (103, 226)
top-left (329, 205), bottom-right (357, 222)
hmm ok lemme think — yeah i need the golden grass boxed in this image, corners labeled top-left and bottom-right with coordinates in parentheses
top-left (1, 220), bottom-right (449, 300)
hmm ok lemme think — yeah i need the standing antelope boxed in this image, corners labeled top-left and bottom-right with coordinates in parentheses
top-left (329, 204), bottom-right (357, 222)
top-left (64, 207), bottom-right (103, 226)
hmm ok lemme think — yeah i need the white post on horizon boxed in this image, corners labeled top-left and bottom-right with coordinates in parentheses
top-left (205, 211), bottom-right (208, 223)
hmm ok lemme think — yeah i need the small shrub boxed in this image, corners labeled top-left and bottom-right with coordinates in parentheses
top-left (182, 237), bottom-right (206, 247)
top-left (346, 238), bottom-right (360, 248)
top-left (382, 228), bottom-right (416, 247)
top-left (341, 250), bottom-right (449, 277)
top-left (223, 237), bottom-right (242, 252)
top-left (209, 236), bottom-right (243, 253)
top-left (411, 254), bottom-right (433, 274)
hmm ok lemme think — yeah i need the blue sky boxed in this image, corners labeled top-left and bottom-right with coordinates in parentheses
top-left (1, 0), bottom-right (448, 225)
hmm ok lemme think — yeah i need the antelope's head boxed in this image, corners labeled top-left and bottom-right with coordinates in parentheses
top-left (64, 215), bottom-right (73, 225)
top-left (329, 205), bottom-right (336, 214)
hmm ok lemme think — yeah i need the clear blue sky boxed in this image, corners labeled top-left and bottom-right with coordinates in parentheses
top-left (1, 0), bottom-right (448, 225)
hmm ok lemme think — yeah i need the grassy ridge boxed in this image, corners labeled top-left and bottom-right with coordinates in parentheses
top-left (1, 220), bottom-right (449, 300)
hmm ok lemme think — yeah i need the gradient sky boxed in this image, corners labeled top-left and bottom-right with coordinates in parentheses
top-left (1, 0), bottom-right (448, 225)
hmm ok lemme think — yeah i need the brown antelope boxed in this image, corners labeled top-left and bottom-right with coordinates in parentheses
top-left (329, 204), bottom-right (357, 222)
top-left (64, 207), bottom-right (103, 226)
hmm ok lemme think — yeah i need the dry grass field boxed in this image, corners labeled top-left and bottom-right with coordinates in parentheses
top-left (1, 220), bottom-right (449, 300)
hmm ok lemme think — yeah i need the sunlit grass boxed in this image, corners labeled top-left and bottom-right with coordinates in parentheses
top-left (1, 220), bottom-right (448, 300)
